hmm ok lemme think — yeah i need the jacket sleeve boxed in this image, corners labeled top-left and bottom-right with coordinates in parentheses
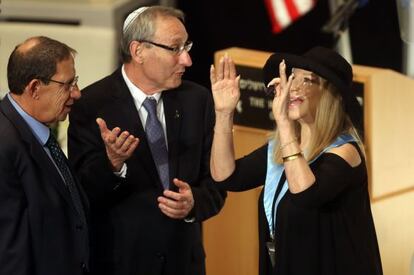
top-left (68, 97), bottom-right (127, 205)
top-left (190, 90), bottom-right (227, 222)
top-left (0, 144), bottom-right (33, 275)
top-left (214, 144), bottom-right (268, 192)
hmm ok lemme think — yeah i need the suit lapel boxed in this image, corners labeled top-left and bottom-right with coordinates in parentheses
top-left (105, 70), bottom-right (162, 188)
top-left (163, 90), bottom-right (182, 189)
top-left (0, 97), bottom-right (80, 215)
top-left (66, 160), bottom-right (90, 213)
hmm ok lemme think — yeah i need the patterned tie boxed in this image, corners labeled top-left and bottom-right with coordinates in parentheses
top-left (143, 97), bottom-right (170, 189)
top-left (45, 133), bottom-right (86, 222)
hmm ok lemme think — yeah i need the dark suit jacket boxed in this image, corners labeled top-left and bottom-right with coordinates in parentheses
top-left (67, 68), bottom-right (226, 275)
top-left (0, 96), bottom-right (89, 275)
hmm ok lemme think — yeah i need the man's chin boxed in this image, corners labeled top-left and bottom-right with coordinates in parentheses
top-left (58, 112), bottom-right (69, 122)
top-left (169, 79), bottom-right (182, 89)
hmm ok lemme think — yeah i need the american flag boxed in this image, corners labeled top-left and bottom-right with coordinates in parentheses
top-left (264, 0), bottom-right (317, 33)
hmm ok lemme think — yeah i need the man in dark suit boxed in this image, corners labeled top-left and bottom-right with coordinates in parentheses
top-left (0, 36), bottom-right (89, 275)
top-left (67, 6), bottom-right (226, 275)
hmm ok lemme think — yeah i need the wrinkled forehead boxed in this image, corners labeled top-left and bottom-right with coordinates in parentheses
top-left (153, 15), bottom-right (188, 41)
top-left (154, 14), bottom-right (183, 30)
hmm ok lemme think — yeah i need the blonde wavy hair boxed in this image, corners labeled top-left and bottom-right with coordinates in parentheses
top-left (273, 76), bottom-right (364, 164)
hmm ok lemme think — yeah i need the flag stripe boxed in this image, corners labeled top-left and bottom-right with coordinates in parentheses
top-left (265, 0), bottom-right (317, 34)
top-left (285, 0), bottom-right (300, 21)
top-left (294, 0), bottom-right (314, 14)
top-left (264, 0), bottom-right (282, 33)
top-left (274, 0), bottom-right (291, 28)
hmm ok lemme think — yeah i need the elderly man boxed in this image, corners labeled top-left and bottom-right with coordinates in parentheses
top-left (0, 36), bottom-right (89, 274)
top-left (68, 5), bottom-right (226, 275)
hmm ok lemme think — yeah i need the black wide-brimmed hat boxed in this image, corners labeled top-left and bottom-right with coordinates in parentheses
top-left (263, 46), bottom-right (363, 133)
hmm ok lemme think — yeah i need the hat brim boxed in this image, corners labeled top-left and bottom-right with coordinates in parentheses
top-left (264, 52), bottom-right (348, 95)
top-left (263, 52), bottom-right (363, 134)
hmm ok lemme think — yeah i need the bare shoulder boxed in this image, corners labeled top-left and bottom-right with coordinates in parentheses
top-left (327, 143), bottom-right (361, 168)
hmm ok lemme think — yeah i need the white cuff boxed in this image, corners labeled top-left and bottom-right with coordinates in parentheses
top-left (113, 163), bottom-right (127, 178)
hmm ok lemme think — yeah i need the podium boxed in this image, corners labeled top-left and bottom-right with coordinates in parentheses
top-left (203, 48), bottom-right (414, 275)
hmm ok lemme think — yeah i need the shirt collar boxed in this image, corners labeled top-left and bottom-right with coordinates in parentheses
top-left (7, 93), bottom-right (50, 146)
top-left (121, 65), bottom-right (162, 110)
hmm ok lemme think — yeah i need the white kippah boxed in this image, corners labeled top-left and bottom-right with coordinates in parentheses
top-left (123, 6), bottom-right (149, 33)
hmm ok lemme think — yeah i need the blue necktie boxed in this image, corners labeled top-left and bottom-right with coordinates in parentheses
top-left (45, 133), bottom-right (86, 222)
top-left (143, 97), bottom-right (170, 189)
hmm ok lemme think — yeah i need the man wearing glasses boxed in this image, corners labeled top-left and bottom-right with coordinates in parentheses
top-left (0, 36), bottom-right (89, 275)
top-left (68, 6), bottom-right (226, 275)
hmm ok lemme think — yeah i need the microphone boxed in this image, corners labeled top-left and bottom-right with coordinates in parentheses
top-left (322, 0), bottom-right (367, 34)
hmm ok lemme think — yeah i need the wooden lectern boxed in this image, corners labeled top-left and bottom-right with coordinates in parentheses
top-left (203, 47), bottom-right (414, 275)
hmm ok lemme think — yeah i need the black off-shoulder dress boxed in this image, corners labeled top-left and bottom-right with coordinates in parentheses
top-left (216, 142), bottom-right (383, 275)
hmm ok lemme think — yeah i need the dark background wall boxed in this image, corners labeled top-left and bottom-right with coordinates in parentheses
top-left (177, 0), bottom-right (402, 88)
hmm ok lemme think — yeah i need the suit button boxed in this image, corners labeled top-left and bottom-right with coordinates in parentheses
top-left (81, 262), bottom-right (87, 270)
top-left (76, 224), bottom-right (83, 230)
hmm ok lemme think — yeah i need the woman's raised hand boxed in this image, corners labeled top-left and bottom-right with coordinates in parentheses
top-left (210, 54), bottom-right (240, 114)
top-left (268, 60), bottom-right (294, 124)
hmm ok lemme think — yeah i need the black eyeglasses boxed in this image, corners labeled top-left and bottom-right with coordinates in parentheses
top-left (42, 76), bottom-right (79, 91)
top-left (139, 40), bottom-right (193, 55)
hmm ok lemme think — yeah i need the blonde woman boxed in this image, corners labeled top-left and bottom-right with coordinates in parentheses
top-left (210, 47), bottom-right (382, 275)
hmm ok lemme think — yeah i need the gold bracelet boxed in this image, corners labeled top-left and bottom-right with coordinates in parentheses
top-left (282, 152), bottom-right (303, 162)
top-left (280, 137), bottom-right (298, 150)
